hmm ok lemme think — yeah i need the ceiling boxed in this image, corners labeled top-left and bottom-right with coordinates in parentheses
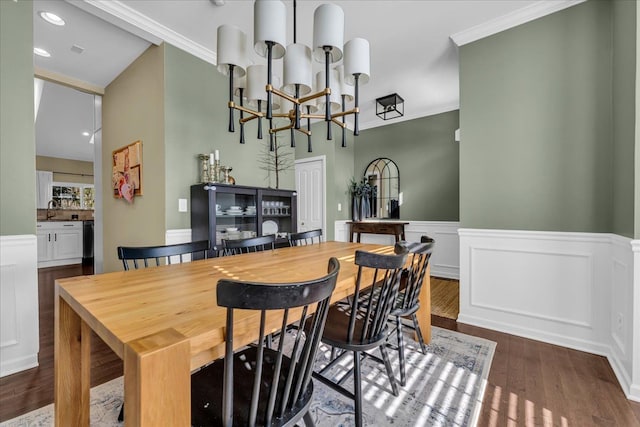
top-left (33, 0), bottom-right (581, 162)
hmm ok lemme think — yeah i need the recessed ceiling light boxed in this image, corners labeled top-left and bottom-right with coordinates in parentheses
top-left (33, 47), bottom-right (51, 58)
top-left (39, 11), bottom-right (65, 26)
top-left (82, 131), bottom-right (90, 136)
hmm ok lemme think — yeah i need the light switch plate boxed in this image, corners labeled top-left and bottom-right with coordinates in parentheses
top-left (178, 198), bottom-right (188, 212)
top-left (338, 203), bottom-right (342, 211)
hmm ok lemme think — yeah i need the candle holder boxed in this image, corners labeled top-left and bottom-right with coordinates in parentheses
top-left (199, 155), bottom-right (222, 183)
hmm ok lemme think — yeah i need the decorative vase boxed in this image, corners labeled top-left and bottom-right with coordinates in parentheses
top-left (352, 195), bottom-right (360, 221)
top-left (359, 195), bottom-right (368, 220)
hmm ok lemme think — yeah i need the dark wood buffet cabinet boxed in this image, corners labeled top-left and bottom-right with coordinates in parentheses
top-left (191, 183), bottom-right (297, 256)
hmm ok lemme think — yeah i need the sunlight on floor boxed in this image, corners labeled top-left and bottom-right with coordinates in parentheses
top-left (485, 385), bottom-right (572, 427)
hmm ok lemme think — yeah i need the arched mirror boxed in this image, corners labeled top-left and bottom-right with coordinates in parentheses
top-left (364, 158), bottom-right (400, 219)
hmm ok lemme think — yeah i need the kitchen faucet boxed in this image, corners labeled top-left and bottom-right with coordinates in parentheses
top-left (46, 199), bottom-right (59, 220)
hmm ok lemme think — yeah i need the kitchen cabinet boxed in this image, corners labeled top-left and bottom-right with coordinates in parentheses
top-left (36, 221), bottom-right (83, 267)
top-left (191, 183), bottom-right (297, 256)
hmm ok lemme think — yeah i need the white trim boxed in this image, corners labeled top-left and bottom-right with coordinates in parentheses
top-left (459, 228), bottom-right (639, 401)
top-left (450, 0), bottom-right (587, 47)
top-left (359, 102), bottom-right (459, 132)
top-left (0, 235), bottom-right (39, 377)
top-left (72, 0), bottom-right (217, 65)
top-left (165, 229), bottom-right (194, 263)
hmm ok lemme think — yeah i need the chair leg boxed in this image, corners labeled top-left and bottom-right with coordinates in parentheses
top-left (395, 315), bottom-right (406, 386)
top-left (303, 411), bottom-right (315, 427)
top-left (118, 404), bottom-right (124, 422)
top-left (411, 313), bottom-right (427, 354)
top-left (353, 350), bottom-right (363, 427)
top-left (379, 345), bottom-right (399, 396)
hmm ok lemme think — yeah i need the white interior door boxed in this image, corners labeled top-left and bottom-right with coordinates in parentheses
top-left (295, 156), bottom-right (325, 235)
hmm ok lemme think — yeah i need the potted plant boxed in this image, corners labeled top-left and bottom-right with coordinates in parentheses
top-left (349, 178), bottom-right (373, 221)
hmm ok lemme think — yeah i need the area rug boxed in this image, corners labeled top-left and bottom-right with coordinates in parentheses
top-left (0, 326), bottom-right (495, 427)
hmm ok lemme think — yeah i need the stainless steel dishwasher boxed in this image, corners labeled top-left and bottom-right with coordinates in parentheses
top-left (82, 220), bottom-right (94, 265)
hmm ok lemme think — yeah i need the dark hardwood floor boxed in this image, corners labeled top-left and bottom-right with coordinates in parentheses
top-left (1, 268), bottom-right (639, 425)
top-left (0, 264), bottom-right (123, 422)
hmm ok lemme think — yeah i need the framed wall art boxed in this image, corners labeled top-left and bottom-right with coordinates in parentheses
top-left (112, 140), bottom-right (142, 203)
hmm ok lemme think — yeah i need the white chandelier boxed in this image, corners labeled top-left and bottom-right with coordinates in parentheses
top-left (216, 0), bottom-right (370, 152)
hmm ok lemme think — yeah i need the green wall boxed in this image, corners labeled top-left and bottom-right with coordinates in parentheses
top-left (0, 0), bottom-right (36, 236)
top-left (636, 3), bottom-right (640, 240)
top-left (355, 111), bottom-right (459, 221)
top-left (102, 45), bottom-right (166, 272)
top-left (163, 44), bottom-right (294, 231)
top-left (459, 1), bottom-right (614, 233)
top-left (612, 0), bottom-right (637, 238)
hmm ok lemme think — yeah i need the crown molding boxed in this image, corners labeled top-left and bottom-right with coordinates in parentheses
top-left (69, 0), bottom-right (217, 65)
top-left (450, 0), bottom-right (587, 47)
top-left (358, 102), bottom-right (459, 132)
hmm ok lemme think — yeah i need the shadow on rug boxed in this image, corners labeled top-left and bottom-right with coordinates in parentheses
top-left (0, 326), bottom-right (495, 427)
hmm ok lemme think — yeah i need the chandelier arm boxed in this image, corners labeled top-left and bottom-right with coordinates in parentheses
top-left (300, 113), bottom-right (325, 120)
top-left (331, 118), bottom-right (346, 128)
top-left (239, 115), bottom-right (260, 125)
top-left (298, 89), bottom-right (329, 105)
top-left (239, 88), bottom-right (245, 144)
top-left (295, 85), bottom-right (301, 130)
top-left (271, 123), bottom-right (294, 133)
top-left (354, 73), bottom-right (360, 136)
top-left (269, 118), bottom-right (275, 151)
top-left (341, 95), bottom-right (347, 148)
top-left (323, 47), bottom-right (331, 123)
top-left (330, 108), bottom-right (358, 119)
top-left (228, 65), bottom-right (235, 133)
top-left (270, 87), bottom-right (298, 104)
top-left (257, 100), bottom-right (263, 140)
top-left (266, 41), bottom-right (274, 121)
top-left (306, 106), bottom-right (313, 153)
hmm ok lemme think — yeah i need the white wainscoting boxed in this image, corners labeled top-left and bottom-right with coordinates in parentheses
top-left (334, 221), bottom-right (460, 279)
top-left (459, 228), bottom-right (639, 401)
top-left (632, 241), bottom-right (640, 401)
top-left (0, 235), bottom-right (39, 377)
top-left (165, 229), bottom-right (193, 263)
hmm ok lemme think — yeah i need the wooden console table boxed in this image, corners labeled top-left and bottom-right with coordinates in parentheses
top-left (347, 221), bottom-right (409, 243)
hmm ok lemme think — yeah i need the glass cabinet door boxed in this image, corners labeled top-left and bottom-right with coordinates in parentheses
top-left (259, 190), bottom-right (295, 239)
top-left (214, 190), bottom-right (257, 246)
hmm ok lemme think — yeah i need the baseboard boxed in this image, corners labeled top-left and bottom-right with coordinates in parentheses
top-left (0, 353), bottom-right (38, 378)
top-left (37, 258), bottom-right (82, 268)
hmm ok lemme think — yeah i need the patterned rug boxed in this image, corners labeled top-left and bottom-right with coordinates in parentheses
top-left (1, 326), bottom-right (495, 427)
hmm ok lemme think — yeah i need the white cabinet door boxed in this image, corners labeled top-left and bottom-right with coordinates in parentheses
top-left (36, 230), bottom-right (53, 262)
top-left (53, 227), bottom-right (82, 260)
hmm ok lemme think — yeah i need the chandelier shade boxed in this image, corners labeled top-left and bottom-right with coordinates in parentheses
top-left (312, 3), bottom-right (344, 63)
top-left (283, 43), bottom-right (312, 95)
top-left (253, 0), bottom-right (287, 59)
top-left (315, 69), bottom-right (341, 112)
top-left (216, 25), bottom-right (247, 76)
top-left (247, 65), bottom-right (281, 109)
top-left (344, 38), bottom-right (370, 84)
top-left (217, 0), bottom-right (369, 151)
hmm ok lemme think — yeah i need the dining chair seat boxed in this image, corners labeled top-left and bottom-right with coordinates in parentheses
top-left (191, 257), bottom-right (340, 427)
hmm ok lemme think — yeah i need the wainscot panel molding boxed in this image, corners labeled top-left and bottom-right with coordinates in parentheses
top-left (0, 235), bottom-right (39, 377)
top-left (631, 240), bottom-right (640, 401)
top-left (334, 221), bottom-right (460, 279)
top-left (459, 228), bottom-right (639, 401)
top-left (165, 229), bottom-right (193, 263)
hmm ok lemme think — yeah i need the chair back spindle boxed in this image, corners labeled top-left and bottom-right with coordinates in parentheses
top-left (288, 229), bottom-right (322, 246)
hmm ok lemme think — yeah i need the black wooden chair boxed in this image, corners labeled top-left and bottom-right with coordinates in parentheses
top-left (311, 248), bottom-right (408, 427)
top-left (117, 240), bottom-right (210, 270)
top-left (115, 239), bottom-right (210, 422)
top-left (191, 258), bottom-right (340, 427)
top-left (389, 236), bottom-right (435, 386)
top-left (288, 229), bottom-right (322, 246)
top-left (222, 234), bottom-right (276, 256)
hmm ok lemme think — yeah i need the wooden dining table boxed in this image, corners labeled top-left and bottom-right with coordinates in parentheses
top-left (54, 241), bottom-right (431, 426)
